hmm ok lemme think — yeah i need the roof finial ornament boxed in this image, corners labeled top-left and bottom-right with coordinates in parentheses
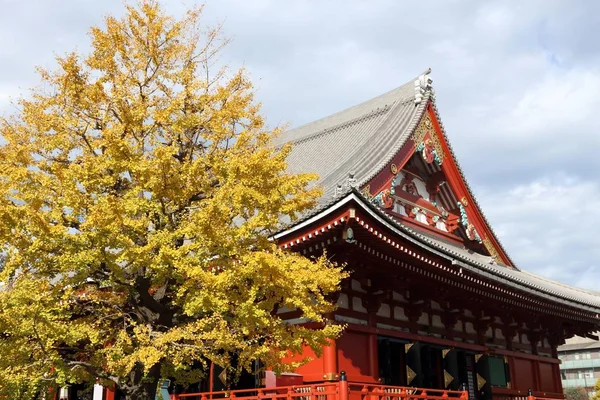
top-left (414, 68), bottom-right (433, 104)
top-left (334, 183), bottom-right (343, 198)
top-left (333, 172), bottom-right (357, 198)
top-left (347, 171), bottom-right (357, 188)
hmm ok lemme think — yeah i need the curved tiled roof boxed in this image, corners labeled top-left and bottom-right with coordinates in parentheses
top-left (275, 73), bottom-right (429, 201)
top-left (276, 71), bottom-right (600, 316)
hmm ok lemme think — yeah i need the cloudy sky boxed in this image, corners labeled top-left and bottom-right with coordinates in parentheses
top-left (1, 0), bottom-right (599, 289)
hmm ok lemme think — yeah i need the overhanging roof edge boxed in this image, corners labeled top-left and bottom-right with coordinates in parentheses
top-left (275, 190), bottom-right (600, 315)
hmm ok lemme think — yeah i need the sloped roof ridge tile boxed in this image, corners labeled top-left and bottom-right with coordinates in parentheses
top-left (352, 95), bottom-right (430, 190)
top-left (429, 101), bottom-right (517, 268)
top-left (317, 95), bottom-right (426, 192)
top-left (290, 105), bottom-right (392, 147)
top-left (521, 269), bottom-right (599, 297)
top-left (276, 74), bottom-right (423, 146)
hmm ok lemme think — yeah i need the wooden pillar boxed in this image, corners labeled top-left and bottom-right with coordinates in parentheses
top-left (364, 292), bottom-right (385, 382)
top-left (508, 356), bottom-right (517, 390)
top-left (503, 327), bottom-right (517, 351)
top-left (339, 371), bottom-right (349, 400)
top-left (528, 332), bottom-right (540, 356)
top-left (475, 319), bottom-right (491, 346)
top-left (368, 314), bottom-right (379, 381)
top-left (404, 302), bottom-right (424, 335)
top-left (441, 311), bottom-right (459, 340)
top-left (105, 387), bottom-right (115, 400)
top-left (323, 338), bottom-right (338, 381)
top-left (532, 359), bottom-right (541, 393)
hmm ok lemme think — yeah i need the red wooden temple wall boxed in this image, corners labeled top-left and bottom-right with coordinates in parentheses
top-left (274, 279), bottom-right (565, 399)
top-left (286, 328), bottom-right (562, 398)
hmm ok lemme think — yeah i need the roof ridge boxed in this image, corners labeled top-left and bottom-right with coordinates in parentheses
top-left (521, 269), bottom-right (599, 296)
top-left (318, 95), bottom-right (426, 189)
top-left (277, 74), bottom-right (427, 146)
top-left (354, 93), bottom-right (431, 189)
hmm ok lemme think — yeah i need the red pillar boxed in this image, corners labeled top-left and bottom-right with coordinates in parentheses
top-left (368, 313), bottom-right (379, 382)
top-left (368, 332), bottom-right (379, 381)
top-left (339, 371), bottom-right (349, 400)
top-left (323, 338), bottom-right (338, 381)
top-left (105, 386), bottom-right (115, 400)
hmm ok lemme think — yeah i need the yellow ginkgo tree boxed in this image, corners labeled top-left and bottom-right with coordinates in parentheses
top-left (0, 2), bottom-right (345, 399)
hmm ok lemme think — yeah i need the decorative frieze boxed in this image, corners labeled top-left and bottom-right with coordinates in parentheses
top-left (352, 297), bottom-right (367, 313)
top-left (377, 303), bottom-right (391, 318)
top-left (457, 201), bottom-right (482, 243)
top-left (412, 113), bottom-right (444, 166)
top-left (394, 306), bottom-right (408, 321)
top-left (337, 293), bottom-right (349, 309)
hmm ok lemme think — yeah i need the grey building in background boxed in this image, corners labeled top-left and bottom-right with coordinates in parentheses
top-left (558, 334), bottom-right (600, 393)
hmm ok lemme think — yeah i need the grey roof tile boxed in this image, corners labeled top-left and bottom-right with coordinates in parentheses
top-left (277, 73), bottom-right (428, 201)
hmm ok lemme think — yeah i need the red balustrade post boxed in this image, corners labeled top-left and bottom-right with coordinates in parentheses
top-left (287, 386), bottom-right (293, 400)
top-left (527, 389), bottom-right (535, 400)
top-left (106, 386), bottom-right (116, 400)
top-left (460, 383), bottom-right (468, 400)
top-left (171, 394), bottom-right (180, 400)
top-left (399, 387), bottom-right (407, 400)
top-left (374, 386), bottom-right (384, 400)
top-left (361, 384), bottom-right (369, 400)
top-left (323, 339), bottom-right (338, 381)
top-left (201, 393), bottom-right (208, 400)
top-left (339, 371), bottom-right (349, 400)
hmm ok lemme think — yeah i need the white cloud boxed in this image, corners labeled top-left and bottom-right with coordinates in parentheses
top-left (477, 175), bottom-right (600, 289)
top-left (507, 69), bottom-right (600, 137)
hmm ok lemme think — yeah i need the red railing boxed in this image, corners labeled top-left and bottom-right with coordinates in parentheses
top-left (172, 375), bottom-right (467, 400)
top-left (492, 387), bottom-right (564, 400)
top-left (171, 374), bottom-right (561, 400)
top-left (175, 382), bottom-right (340, 400)
top-left (347, 383), bottom-right (466, 400)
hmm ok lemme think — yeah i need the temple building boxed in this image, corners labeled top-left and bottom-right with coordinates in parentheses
top-left (97, 71), bottom-right (600, 400)
top-left (267, 70), bottom-right (600, 400)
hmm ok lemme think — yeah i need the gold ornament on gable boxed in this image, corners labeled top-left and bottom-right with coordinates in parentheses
top-left (361, 185), bottom-right (373, 200)
top-left (412, 113), bottom-right (444, 164)
top-left (483, 236), bottom-right (501, 262)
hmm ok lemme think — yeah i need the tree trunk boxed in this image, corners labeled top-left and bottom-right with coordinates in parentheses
top-left (121, 362), bottom-right (161, 400)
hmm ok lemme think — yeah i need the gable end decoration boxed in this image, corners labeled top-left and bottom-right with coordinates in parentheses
top-left (412, 113), bottom-right (444, 166)
top-left (458, 201), bottom-right (482, 243)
